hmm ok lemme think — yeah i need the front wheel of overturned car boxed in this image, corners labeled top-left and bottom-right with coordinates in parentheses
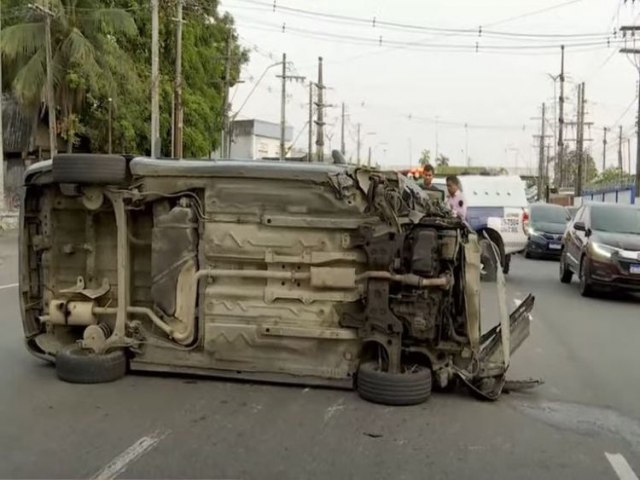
top-left (56, 346), bottom-right (127, 384)
top-left (559, 251), bottom-right (573, 284)
top-left (356, 362), bottom-right (432, 406)
top-left (479, 239), bottom-right (498, 282)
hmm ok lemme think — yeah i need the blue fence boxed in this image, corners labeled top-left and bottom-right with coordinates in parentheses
top-left (577, 184), bottom-right (637, 206)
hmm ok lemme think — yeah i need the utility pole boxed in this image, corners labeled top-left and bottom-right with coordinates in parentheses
top-left (308, 81), bottom-right (313, 162)
top-left (32, 2), bottom-right (57, 158)
top-left (619, 125), bottom-right (623, 171)
top-left (545, 143), bottom-right (552, 198)
top-left (280, 53), bottom-right (287, 162)
top-left (356, 123), bottom-right (361, 166)
top-left (557, 45), bottom-right (565, 187)
top-left (538, 103), bottom-right (546, 200)
top-left (367, 146), bottom-right (372, 167)
top-left (340, 102), bottom-right (346, 155)
top-left (315, 57), bottom-right (325, 163)
top-left (150, 0), bottom-right (160, 158)
top-left (575, 83), bottom-right (585, 196)
top-left (221, 33), bottom-right (232, 158)
top-left (173, 0), bottom-right (184, 158)
top-left (602, 127), bottom-right (608, 172)
top-left (0, 3), bottom-right (4, 210)
top-left (620, 30), bottom-right (640, 190)
top-left (108, 98), bottom-right (113, 154)
top-left (277, 53), bottom-right (305, 162)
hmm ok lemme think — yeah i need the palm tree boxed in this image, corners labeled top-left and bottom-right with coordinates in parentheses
top-left (0, 0), bottom-right (137, 152)
top-left (436, 153), bottom-right (450, 167)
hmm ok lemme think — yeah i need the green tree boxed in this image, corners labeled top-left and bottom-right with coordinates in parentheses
top-left (0, 0), bottom-right (137, 152)
top-left (590, 167), bottom-right (634, 187)
top-left (96, 0), bottom-right (248, 157)
top-left (551, 150), bottom-right (597, 187)
top-left (436, 153), bottom-right (450, 167)
top-left (418, 149), bottom-right (431, 166)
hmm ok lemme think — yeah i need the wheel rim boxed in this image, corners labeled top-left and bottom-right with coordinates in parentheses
top-left (580, 259), bottom-right (587, 291)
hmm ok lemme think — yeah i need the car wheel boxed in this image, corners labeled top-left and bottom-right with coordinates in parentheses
top-left (479, 239), bottom-right (498, 282)
top-left (56, 346), bottom-right (127, 384)
top-left (578, 256), bottom-right (593, 297)
top-left (559, 251), bottom-right (573, 284)
top-left (356, 362), bottom-right (432, 406)
top-left (524, 249), bottom-right (532, 259)
top-left (52, 154), bottom-right (128, 185)
top-left (502, 254), bottom-right (511, 275)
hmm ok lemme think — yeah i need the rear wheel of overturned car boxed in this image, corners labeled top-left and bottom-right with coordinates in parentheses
top-left (479, 239), bottom-right (498, 282)
top-left (56, 346), bottom-right (127, 384)
top-left (356, 361), bottom-right (432, 406)
top-left (52, 154), bottom-right (128, 185)
top-left (559, 250), bottom-right (573, 284)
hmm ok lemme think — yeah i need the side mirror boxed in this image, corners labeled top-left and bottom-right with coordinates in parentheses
top-left (574, 221), bottom-right (586, 232)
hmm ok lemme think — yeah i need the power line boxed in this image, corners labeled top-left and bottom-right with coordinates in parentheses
top-left (226, 0), bottom-right (603, 39)
top-left (233, 18), bottom-right (624, 54)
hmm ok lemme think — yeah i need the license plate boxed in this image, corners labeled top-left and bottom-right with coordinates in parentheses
top-left (549, 243), bottom-right (561, 250)
top-left (630, 264), bottom-right (640, 274)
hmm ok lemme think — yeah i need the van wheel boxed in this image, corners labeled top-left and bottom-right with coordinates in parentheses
top-left (356, 362), bottom-right (432, 406)
top-left (56, 346), bottom-right (127, 384)
top-left (502, 254), bottom-right (511, 275)
top-left (52, 154), bottom-right (128, 185)
top-left (479, 239), bottom-right (497, 282)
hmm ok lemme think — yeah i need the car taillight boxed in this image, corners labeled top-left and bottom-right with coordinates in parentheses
top-left (522, 209), bottom-right (529, 234)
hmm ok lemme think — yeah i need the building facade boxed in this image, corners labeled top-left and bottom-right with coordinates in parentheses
top-left (227, 119), bottom-right (294, 160)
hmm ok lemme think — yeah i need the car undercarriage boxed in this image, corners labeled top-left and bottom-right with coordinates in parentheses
top-left (19, 154), bottom-right (534, 404)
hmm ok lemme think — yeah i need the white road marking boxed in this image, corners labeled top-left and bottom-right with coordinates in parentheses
top-left (0, 283), bottom-right (18, 291)
top-left (605, 452), bottom-right (639, 480)
top-left (91, 430), bottom-right (169, 480)
top-left (323, 399), bottom-right (345, 423)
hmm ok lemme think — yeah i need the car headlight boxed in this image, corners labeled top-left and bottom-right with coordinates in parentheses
top-left (527, 228), bottom-right (543, 238)
top-left (591, 242), bottom-right (619, 259)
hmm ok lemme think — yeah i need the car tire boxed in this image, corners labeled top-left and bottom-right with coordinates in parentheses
top-left (356, 361), bottom-right (432, 406)
top-left (524, 249), bottom-right (532, 259)
top-left (56, 346), bottom-right (127, 384)
top-left (52, 154), bottom-right (128, 185)
top-left (578, 256), bottom-right (594, 297)
top-left (559, 251), bottom-right (573, 284)
top-left (479, 239), bottom-right (498, 282)
top-left (502, 254), bottom-right (511, 275)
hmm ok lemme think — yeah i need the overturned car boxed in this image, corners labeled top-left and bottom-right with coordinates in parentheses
top-left (18, 154), bottom-right (534, 405)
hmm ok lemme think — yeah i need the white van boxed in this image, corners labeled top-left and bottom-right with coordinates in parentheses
top-left (433, 175), bottom-right (529, 280)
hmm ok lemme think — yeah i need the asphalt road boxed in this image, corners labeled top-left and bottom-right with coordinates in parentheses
top-left (1, 230), bottom-right (639, 480)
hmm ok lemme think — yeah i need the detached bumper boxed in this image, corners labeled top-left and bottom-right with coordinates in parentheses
top-left (459, 294), bottom-right (535, 400)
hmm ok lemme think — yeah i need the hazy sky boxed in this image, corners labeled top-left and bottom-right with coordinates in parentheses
top-left (220, 0), bottom-right (640, 173)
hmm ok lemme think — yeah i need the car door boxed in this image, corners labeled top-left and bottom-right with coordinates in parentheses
top-left (565, 206), bottom-right (587, 270)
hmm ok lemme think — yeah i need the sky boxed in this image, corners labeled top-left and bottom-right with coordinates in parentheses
top-left (219, 0), bottom-right (640, 173)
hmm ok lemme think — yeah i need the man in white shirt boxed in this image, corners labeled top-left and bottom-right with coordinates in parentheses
top-left (445, 175), bottom-right (467, 219)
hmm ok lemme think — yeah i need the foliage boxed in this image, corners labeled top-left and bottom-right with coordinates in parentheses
top-left (551, 150), bottom-right (597, 187)
top-left (589, 167), bottom-right (634, 187)
top-left (418, 149), bottom-right (431, 166)
top-left (436, 153), bottom-right (450, 167)
top-left (1, 0), bottom-right (249, 157)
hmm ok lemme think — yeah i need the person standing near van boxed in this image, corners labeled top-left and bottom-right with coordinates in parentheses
top-left (422, 164), bottom-right (440, 192)
top-left (446, 175), bottom-right (467, 219)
